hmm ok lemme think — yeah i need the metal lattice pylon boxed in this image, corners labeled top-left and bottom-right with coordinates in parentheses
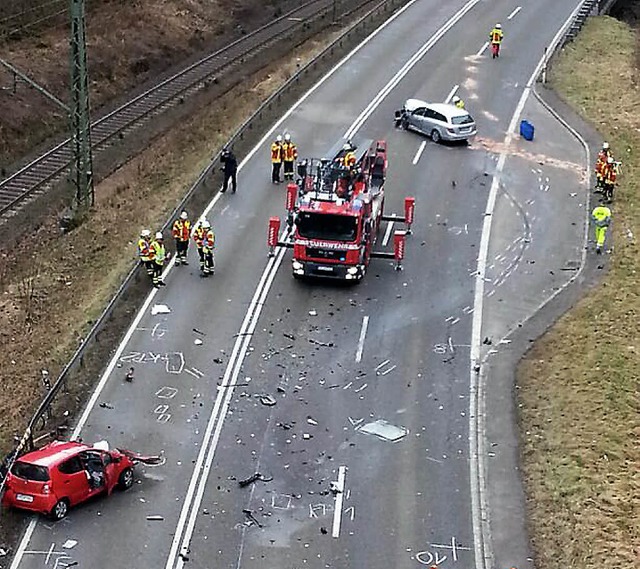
top-left (68, 0), bottom-right (94, 210)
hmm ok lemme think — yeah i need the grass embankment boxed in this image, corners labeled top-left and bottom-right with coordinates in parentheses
top-left (518, 16), bottom-right (639, 569)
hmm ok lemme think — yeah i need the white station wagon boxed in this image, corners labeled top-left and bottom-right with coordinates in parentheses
top-left (395, 98), bottom-right (477, 143)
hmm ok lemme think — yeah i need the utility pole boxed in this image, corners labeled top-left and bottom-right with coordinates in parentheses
top-left (68, 0), bottom-right (94, 212)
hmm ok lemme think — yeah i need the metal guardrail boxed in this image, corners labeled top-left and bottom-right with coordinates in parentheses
top-left (0, 0), bottom-right (410, 494)
top-left (0, 0), bottom-right (355, 220)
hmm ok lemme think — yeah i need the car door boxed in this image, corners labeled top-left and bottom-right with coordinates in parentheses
top-left (57, 455), bottom-right (90, 505)
top-left (410, 108), bottom-right (426, 132)
top-left (101, 451), bottom-right (119, 494)
top-left (423, 108), bottom-right (438, 135)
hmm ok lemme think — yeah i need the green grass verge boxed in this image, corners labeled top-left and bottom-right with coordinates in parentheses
top-left (518, 16), bottom-right (639, 569)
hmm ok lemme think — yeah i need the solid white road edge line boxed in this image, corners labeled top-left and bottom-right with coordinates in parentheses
top-left (8, 0), bottom-right (427, 564)
top-left (507, 6), bottom-right (522, 20)
top-left (331, 466), bottom-right (347, 538)
top-left (355, 315), bottom-right (370, 362)
top-left (412, 140), bottom-right (427, 165)
top-left (476, 41), bottom-right (489, 56)
top-left (468, 2), bottom-right (589, 569)
top-left (344, 0), bottom-right (482, 140)
top-left (444, 84), bottom-right (460, 104)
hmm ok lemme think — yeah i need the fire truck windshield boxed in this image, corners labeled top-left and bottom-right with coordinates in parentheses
top-left (297, 212), bottom-right (358, 241)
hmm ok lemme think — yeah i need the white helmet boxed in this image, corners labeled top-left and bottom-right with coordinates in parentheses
top-left (155, 232), bottom-right (163, 240)
top-left (202, 220), bottom-right (211, 229)
top-left (276, 135), bottom-right (283, 142)
top-left (180, 211), bottom-right (188, 220)
top-left (452, 96), bottom-right (461, 103)
top-left (343, 143), bottom-right (350, 151)
top-left (607, 157), bottom-right (614, 164)
top-left (602, 142), bottom-right (609, 150)
top-left (284, 133), bottom-right (291, 142)
top-left (141, 229), bottom-right (151, 238)
top-left (495, 23), bottom-right (502, 29)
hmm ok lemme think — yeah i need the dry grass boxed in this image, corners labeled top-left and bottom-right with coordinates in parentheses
top-left (518, 16), bottom-right (640, 569)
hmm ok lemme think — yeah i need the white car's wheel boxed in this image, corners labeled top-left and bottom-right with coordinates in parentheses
top-left (431, 129), bottom-right (441, 143)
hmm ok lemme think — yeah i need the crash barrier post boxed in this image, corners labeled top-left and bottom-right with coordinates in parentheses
top-left (268, 216), bottom-right (281, 257)
top-left (0, 0), bottom-right (413, 493)
top-left (404, 196), bottom-right (415, 234)
top-left (394, 230), bottom-right (406, 271)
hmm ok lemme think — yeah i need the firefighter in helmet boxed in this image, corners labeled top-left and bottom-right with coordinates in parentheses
top-left (138, 229), bottom-right (153, 280)
top-left (282, 133), bottom-right (298, 181)
top-left (172, 211), bottom-right (191, 265)
top-left (271, 134), bottom-right (283, 184)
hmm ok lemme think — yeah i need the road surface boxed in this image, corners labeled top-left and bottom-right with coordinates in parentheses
top-left (8, 1), bottom-right (589, 569)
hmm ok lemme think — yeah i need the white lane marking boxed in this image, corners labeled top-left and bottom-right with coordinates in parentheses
top-left (507, 6), bottom-right (522, 20)
top-left (355, 316), bottom-right (369, 362)
top-left (476, 41), bottom-right (489, 56)
top-left (444, 84), bottom-right (459, 104)
top-left (468, 3), bottom-right (588, 569)
top-left (344, 0), bottom-right (482, 139)
top-left (412, 141), bottom-right (427, 165)
top-left (382, 220), bottom-right (395, 246)
top-left (331, 466), bottom-right (347, 538)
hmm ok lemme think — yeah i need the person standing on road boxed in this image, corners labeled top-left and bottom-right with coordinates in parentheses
top-left (271, 134), bottom-right (283, 184)
top-left (193, 220), bottom-right (205, 273)
top-left (149, 232), bottom-right (167, 287)
top-left (201, 220), bottom-right (215, 276)
top-left (220, 147), bottom-right (238, 193)
top-left (489, 23), bottom-right (503, 58)
top-left (452, 95), bottom-right (465, 109)
top-left (138, 229), bottom-right (154, 280)
top-left (282, 133), bottom-right (298, 181)
top-left (172, 211), bottom-right (191, 265)
top-left (591, 204), bottom-right (612, 254)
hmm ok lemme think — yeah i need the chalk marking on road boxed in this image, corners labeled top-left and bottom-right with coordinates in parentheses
top-left (45, 543), bottom-right (55, 566)
top-left (344, 0), bottom-right (483, 139)
top-left (412, 140), bottom-right (427, 165)
top-left (344, 505), bottom-right (355, 521)
top-left (355, 315), bottom-right (369, 362)
top-left (425, 455), bottom-right (443, 464)
top-left (379, 365), bottom-right (396, 376)
top-left (184, 367), bottom-right (204, 379)
top-left (375, 359), bottom-right (390, 371)
top-left (343, 381), bottom-right (353, 390)
top-left (448, 337), bottom-right (455, 354)
top-left (507, 6), bottom-right (522, 20)
top-left (382, 220), bottom-right (395, 246)
top-left (476, 41), bottom-right (489, 56)
top-left (331, 466), bottom-right (347, 538)
top-left (468, 3), bottom-right (589, 569)
top-left (444, 84), bottom-right (459, 104)
top-left (354, 383), bottom-right (368, 392)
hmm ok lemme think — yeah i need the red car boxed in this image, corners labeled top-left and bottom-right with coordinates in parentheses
top-left (2, 440), bottom-right (135, 520)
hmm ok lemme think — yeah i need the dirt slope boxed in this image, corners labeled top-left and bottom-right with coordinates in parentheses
top-left (0, 0), bottom-right (295, 168)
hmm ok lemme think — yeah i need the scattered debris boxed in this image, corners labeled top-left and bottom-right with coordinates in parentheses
top-left (306, 416), bottom-right (318, 426)
top-left (194, 339), bottom-right (203, 346)
top-left (309, 310), bottom-right (317, 316)
top-left (358, 419), bottom-right (409, 442)
top-left (151, 304), bottom-right (171, 315)
top-left (239, 472), bottom-right (273, 487)
top-left (277, 422), bottom-right (294, 430)
top-left (320, 526), bottom-right (328, 535)
top-left (0, 547), bottom-right (8, 557)
top-left (146, 515), bottom-right (164, 521)
top-left (329, 482), bottom-right (341, 495)
top-left (283, 332), bottom-right (296, 340)
top-left (309, 338), bottom-right (334, 347)
top-left (60, 562), bottom-right (79, 568)
top-left (242, 509), bottom-right (263, 528)
top-left (62, 540), bottom-right (78, 550)
top-left (483, 337), bottom-right (492, 345)
top-left (259, 395), bottom-right (277, 406)
top-left (125, 367), bottom-right (134, 382)
top-left (99, 402), bottom-right (114, 409)
top-left (303, 433), bottom-right (312, 440)
top-left (213, 357), bottom-right (223, 364)
top-left (193, 328), bottom-right (206, 336)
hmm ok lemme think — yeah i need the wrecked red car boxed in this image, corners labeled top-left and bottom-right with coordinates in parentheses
top-left (1, 440), bottom-right (136, 520)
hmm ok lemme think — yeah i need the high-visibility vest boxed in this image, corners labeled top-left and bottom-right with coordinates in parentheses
top-left (343, 152), bottom-right (356, 168)
top-left (604, 165), bottom-right (617, 184)
top-left (282, 142), bottom-right (298, 162)
top-left (193, 225), bottom-right (205, 247)
top-left (172, 219), bottom-right (191, 241)
top-left (271, 142), bottom-right (282, 163)
top-left (203, 230), bottom-right (215, 252)
top-left (490, 29), bottom-right (503, 44)
top-left (150, 240), bottom-right (166, 264)
top-left (592, 206), bottom-right (611, 226)
top-left (138, 238), bottom-right (150, 261)
top-left (454, 99), bottom-right (465, 109)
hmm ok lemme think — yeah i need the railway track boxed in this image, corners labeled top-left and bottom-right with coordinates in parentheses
top-left (0, 0), bottom-right (377, 222)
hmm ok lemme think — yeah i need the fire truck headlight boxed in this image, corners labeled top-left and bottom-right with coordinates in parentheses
top-left (292, 261), bottom-right (303, 271)
top-left (347, 267), bottom-right (358, 275)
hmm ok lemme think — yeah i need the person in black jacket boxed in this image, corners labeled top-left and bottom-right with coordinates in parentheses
top-left (220, 147), bottom-right (238, 193)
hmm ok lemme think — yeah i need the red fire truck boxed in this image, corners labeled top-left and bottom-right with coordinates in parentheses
top-left (267, 139), bottom-right (415, 281)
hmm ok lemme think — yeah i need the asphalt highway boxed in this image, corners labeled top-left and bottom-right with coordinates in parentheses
top-left (8, 1), bottom-right (589, 568)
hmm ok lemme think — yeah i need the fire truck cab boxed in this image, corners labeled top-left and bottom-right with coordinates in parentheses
top-left (267, 139), bottom-right (415, 282)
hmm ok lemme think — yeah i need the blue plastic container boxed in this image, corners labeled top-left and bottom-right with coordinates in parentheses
top-left (520, 119), bottom-right (535, 141)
